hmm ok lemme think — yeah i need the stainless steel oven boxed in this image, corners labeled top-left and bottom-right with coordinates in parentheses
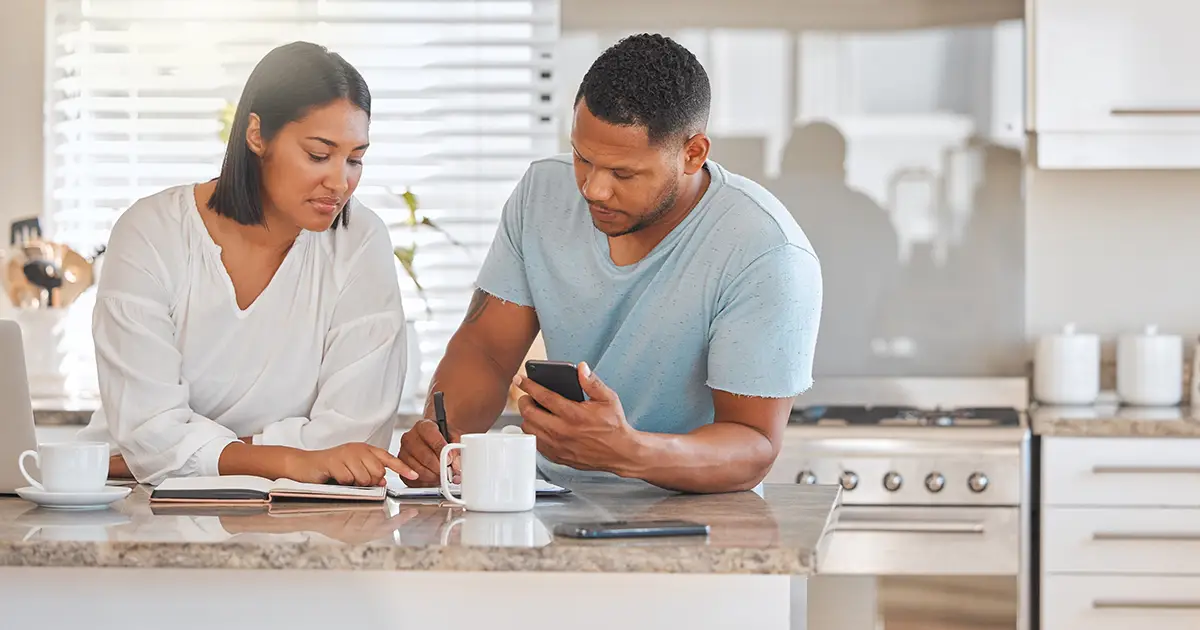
top-left (770, 378), bottom-right (1031, 630)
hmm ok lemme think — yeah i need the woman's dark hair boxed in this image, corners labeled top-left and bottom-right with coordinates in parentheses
top-left (209, 41), bottom-right (371, 229)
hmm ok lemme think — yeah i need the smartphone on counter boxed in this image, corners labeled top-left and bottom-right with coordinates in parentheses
top-left (552, 519), bottom-right (710, 539)
top-left (523, 360), bottom-right (586, 403)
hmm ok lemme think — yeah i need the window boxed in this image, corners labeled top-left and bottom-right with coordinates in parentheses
top-left (45, 0), bottom-right (559, 406)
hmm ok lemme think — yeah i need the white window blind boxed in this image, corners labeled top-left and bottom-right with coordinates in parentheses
top-left (46, 0), bottom-right (559, 405)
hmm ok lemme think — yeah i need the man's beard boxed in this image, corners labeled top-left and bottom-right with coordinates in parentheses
top-left (594, 178), bottom-right (680, 238)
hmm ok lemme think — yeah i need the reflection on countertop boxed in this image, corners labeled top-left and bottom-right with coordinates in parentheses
top-left (1030, 403), bottom-right (1200, 437)
top-left (0, 480), bottom-right (841, 574)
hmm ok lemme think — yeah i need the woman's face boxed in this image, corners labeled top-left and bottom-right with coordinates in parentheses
top-left (248, 98), bottom-right (369, 232)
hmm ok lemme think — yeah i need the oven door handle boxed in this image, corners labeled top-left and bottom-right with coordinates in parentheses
top-left (832, 520), bottom-right (986, 534)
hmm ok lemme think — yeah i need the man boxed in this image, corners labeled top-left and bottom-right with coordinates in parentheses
top-left (397, 33), bottom-right (822, 494)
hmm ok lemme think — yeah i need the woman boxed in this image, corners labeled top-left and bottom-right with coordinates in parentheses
top-left (77, 41), bottom-right (419, 486)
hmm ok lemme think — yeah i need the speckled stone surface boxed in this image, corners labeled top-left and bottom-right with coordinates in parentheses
top-left (0, 480), bottom-right (840, 574)
top-left (1031, 404), bottom-right (1200, 437)
top-left (31, 398), bottom-right (98, 426)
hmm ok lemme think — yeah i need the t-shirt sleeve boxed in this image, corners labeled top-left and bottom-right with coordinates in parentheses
top-left (474, 166), bottom-right (535, 307)
top-left (706, 245), bottom-right (823, 398)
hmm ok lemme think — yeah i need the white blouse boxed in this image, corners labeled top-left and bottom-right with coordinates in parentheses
top-left (77, 184), bottom-right (408, 484)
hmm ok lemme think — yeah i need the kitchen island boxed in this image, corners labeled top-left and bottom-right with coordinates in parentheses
top-left (0, 480), bottom-right (839, 630)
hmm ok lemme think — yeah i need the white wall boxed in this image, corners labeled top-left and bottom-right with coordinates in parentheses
top-left (0, 0), bottom-right (45, 315)
top-left (1026, 168), bottom-right (1200, 344)
top-left (0, 0), bottom-right (44, 231)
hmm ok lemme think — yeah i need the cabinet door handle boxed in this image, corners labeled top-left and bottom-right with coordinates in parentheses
top-left (1092, 465), bottom-right (1200, 474)
top-left (1094, 600), bottom-right (1200, 610)
top-left (1093, 532), bottom-right (1200, 541)
top-left (1111, 108), bottom-right (1200, 116)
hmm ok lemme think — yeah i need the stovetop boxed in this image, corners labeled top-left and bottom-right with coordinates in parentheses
top-left (790, 405), bottom-right (1022, 428)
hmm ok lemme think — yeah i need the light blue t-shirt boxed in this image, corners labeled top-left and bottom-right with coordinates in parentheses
top-left (476, 155), bottom-right (822, 484)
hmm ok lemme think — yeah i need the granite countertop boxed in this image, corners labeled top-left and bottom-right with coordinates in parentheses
top-left (0, 480), bottom-right (841, 574)
top-left (1031, 404), bottom-right (1200, 437)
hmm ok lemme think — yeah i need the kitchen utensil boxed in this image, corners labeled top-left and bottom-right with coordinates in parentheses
top-left (1034, 323), bottom-right (1100, 405)
top-left (22, 259), bottom-right (63, 308)
top-left (3, 239), bottom-right (93, 309)
top-left (1117, 324), bottom-right (1183, 406)
top-left (51, 243), bottom-right (92, 307)
top-left (9, 217), bottom-right (41, 247)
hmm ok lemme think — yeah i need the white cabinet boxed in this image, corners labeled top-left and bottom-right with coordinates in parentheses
top-left (1032, 0), bottom-right (1200, 168)
top-left (1040, 437), bottom-right (1200, 630)
top-left (1043, 575), bottom-right (1200, 630)
top-left (1043, 507), bottom-right (1200, 575)
top-left (1042, 437), bottom-right (1200, 507)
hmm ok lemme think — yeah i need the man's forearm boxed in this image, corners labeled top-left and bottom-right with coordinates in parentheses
top-left (423, 334), bottom-right (515, 435)
top-left (614, 423), bottom-right (777, 493)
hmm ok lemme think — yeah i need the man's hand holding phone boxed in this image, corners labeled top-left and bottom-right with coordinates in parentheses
top-left (513, 361), bottom-right (642, 476)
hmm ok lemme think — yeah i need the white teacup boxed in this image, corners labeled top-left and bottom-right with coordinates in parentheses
top-left (440, 512), bottom-right (551, 548)
top-left (19, 442), bottom-right (109, 493)
top-left (439, 432), bottom-right (536, 512)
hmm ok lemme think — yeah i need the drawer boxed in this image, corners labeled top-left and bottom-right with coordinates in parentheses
top-left (1043, 437), bottom-right (1200, 507)
top-left (1043, 507), bottom-right (1200, 575)
top-left (1043, 575), bottom-right (1200, 630)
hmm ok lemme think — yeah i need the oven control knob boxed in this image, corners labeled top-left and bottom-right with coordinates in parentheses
top-left (882, 472), bottom-right (903, 492)
top-left (839, 471), bottom-right (859, 490)
top-left (796, 470), bottom-right (818, 485)
top-left (968, 472), bottom-right (990, 493)
top-left (925, 472), bottom-right (946, 493)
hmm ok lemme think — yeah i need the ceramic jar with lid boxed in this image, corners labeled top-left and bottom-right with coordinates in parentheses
top-left (1117, 324), bottom-right (1183, 407)
top-left (1034, 323), bottom-right (1100, 406)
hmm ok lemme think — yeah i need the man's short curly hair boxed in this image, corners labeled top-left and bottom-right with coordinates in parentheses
top-left (574, 33), bottom-right (711, 146)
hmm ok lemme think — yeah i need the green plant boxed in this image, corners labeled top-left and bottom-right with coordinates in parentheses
top-left (391, 187), bottom-right (470, 316)
top-left (219, 101), bottom-right (236, 144)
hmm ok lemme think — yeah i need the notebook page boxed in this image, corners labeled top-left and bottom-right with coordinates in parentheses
top-left (155, 475), bottom-right (274, 493)
top-left (271, 478), bottom-right (385, 499)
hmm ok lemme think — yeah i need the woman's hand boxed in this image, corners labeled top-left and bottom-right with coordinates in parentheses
top-left (108, 454), bottom-right (134, 480)
top-left (284, 443), bottom-right (419, 487)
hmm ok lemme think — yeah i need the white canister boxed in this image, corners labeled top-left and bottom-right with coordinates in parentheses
top-left (1117, 324), bottom-right (1183, 407)
top-left (1034, 323), bottom-right (1100, 406)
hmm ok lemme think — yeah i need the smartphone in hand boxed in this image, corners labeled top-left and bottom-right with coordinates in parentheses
top-left (524, 360), bottom-right (586, 403)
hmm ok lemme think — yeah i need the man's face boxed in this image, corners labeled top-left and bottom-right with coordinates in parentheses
top-left (570, 99), bottom-right (682, 237)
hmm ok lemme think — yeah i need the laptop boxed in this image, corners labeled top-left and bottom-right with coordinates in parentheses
top-left (0, 319), bottom-right (39, 495)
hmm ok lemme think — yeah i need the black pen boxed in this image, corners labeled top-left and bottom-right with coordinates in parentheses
top-left (433, 391), bottom-right (451, 443)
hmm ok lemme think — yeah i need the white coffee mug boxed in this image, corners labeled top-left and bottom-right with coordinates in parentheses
top-left (19, 442), bottom-right (109, 493)
top-left (439, 432), bottom-right (536, 512)
top-left (440, 511), bottom-right (551, 548)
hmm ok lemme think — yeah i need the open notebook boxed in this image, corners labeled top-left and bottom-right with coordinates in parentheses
top-left (150, 475), bottom-right (386, 504)
top-left (385, 478), bottom-right (571, 500)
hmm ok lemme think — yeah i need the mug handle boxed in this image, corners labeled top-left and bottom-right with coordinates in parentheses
top-left (18, 450), bottom-right (43, 490)
top-left (439, 517), bottom-right (465, 546)
top-left (438, 443), bottom-right (466, 506)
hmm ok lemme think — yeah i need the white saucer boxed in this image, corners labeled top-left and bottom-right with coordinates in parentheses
top-left (15, 486), bottom-right (132, 511)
